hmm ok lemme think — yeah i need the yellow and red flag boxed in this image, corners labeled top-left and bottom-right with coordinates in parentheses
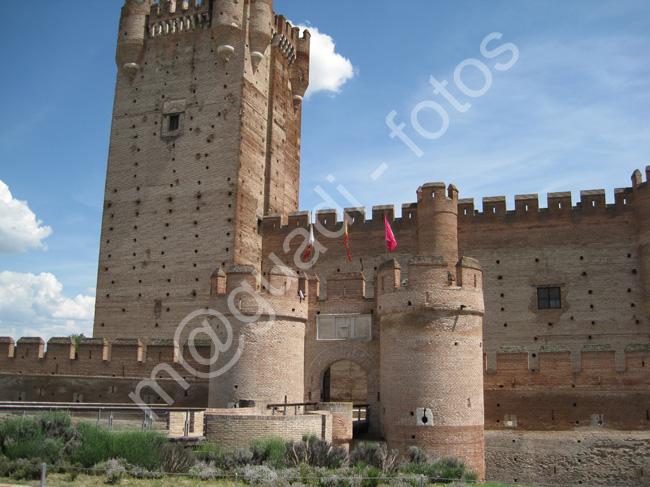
top-left (344, 213), bottom-right (352, 262)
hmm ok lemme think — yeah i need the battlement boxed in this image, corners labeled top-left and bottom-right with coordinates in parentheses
top-left (376, 256), bottom-right (484, 317)
top-left (631, 165), bottom-right (650, 188)
top-left (148, 0), bottom-right (211, 38)
top-left (209, 264), bottom-right (309, 322)
top-left (272, 15), bottom-right (310, 66)
top-left (0, 336), bottom-right (212, 379)
top-left (263, 170), bottom-right (649, 237)
top-left (484, 344), bottom-right (650, 389)
top-left (322, 271), bottom-right (367, 301)
top-left (460, 186), bottom-right (635, 222)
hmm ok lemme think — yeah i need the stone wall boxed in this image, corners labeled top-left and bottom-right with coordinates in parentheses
top-left (486, 429), bottom-right (650, 486)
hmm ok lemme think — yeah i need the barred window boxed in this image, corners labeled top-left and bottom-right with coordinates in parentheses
top-left (537, 287), bottom-right (561, 309)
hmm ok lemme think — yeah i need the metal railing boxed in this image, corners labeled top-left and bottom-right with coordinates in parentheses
top-left (0, 401), bottom-right (205, 434)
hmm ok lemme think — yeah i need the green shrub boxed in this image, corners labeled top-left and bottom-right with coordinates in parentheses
top-left (250, 437), bottom-right (287, 469)
top-left (71, 422), bottom-right (165, 470)
top-left (397, 453), bottom-right (475, 483)
top-left (9, 458), bottom-right (43, 481)
top-left (70, 422), bottom-right (113, 467)
top-left (110, 429), bottom-right (165, 470)
top-left (36, 411), bottom-right (73, 439)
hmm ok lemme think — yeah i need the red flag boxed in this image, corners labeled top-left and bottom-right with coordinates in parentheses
top-left (302, 222), bottom-right (314, 261)
top-left (344, 214), bottom-right (352, 262)
top-left (384, 216), bottom-right (397, 252)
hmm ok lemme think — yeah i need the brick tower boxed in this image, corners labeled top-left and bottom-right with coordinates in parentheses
top-left (377, 183), bottom-right (486, 479)
top-left (206, 264), bottom-right (308, 407)
top-left (93, 0), bottom-right (310, 344)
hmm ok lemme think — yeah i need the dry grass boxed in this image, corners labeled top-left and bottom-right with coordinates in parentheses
top-left (0, 473), bottom-right (237, 487)
top-left (0, 473), bottom-right (530, 487)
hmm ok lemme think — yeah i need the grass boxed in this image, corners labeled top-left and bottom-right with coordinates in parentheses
top-left (0, 472), bottom-right (535, 487)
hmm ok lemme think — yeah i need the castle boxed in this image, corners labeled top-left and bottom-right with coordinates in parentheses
top-left (1, 1), bottom-right (649, 485)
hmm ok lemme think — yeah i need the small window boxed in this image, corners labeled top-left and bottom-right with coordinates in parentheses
top-left (538, 287), bottom-right (561, 309)
top-left (169, 114), bottom-right (180, 131)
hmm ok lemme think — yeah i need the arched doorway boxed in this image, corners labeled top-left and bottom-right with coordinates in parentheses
top-left (321, 359), bottom-right (367, 403)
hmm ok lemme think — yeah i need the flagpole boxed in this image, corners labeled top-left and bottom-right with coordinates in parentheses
top-left (384, 214), bottom-right (388, 261)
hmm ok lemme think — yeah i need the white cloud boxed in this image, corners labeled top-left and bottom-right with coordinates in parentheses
top-left (0, 180), bottom-right (52, 253)
top-left (0, 271), bottom-right (94, 341)
top-left (295, 24), bottom-right (355, 98)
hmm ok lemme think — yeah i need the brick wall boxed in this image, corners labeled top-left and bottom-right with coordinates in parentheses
top-left (204, 409), bottom-right (332, 447)
top-left (94, 1), bottom-right (307, 345)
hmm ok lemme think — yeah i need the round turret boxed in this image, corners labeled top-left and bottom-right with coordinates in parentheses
top-left (290, 29), bottom-right (310, 104)
top-left (207, 265), bottom-right (307, 408)
top-left (377, 194), bottom-right (486, 479)
top-left (211, 0), bottom-right (245, 62)
top-left (417, 183), bottom-right (459, 268)
top-left (249, 0), bottom-right (274, 68)
top-left (116, 0), bottom-right (153, 79)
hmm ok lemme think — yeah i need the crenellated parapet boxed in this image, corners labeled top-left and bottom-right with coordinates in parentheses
top-left (148, 0), bottom-right (211, 38)
top-left (485, 344), bottom-right (650, 384)
top-left (262, 172), bottom-right (649, 250)
top-left (459, 187), bottom-right (635, 223)
top-left (271, 15), bottom-right (300, 66)
top-left (375, 256), bottom-right (484, 317)
top-left (209, 264), bottom-right (308, 322)
top-left (272, 15), bottom-right (310, 103)
top-left (0, 335), bottom-right (210, 379)
top-left (321, 271), bottom-right (367, 301)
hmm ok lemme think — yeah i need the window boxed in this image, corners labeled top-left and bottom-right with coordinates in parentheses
top-left (537, 287), bottom-right (561, 309)
top-left (317, 314), bottom-right (372, 340)
top-left (168, 114), bottom-right (180, 131)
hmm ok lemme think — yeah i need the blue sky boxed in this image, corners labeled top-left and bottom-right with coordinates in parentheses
top-left (1, 0), bottom-right (649, 340)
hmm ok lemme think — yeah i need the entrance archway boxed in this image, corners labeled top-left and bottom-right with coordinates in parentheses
top-left (321, 359), bottom-right (367, 403)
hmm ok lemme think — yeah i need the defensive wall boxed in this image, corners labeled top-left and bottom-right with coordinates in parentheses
top-left (1, 339), bottom-right (648, 431)
top-left (260, 168), bottom-right (650, 380)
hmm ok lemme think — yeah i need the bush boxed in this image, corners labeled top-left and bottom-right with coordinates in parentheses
top-left (233, 447), bottom-right (255, 467)
top-left (160, 443), bottom-right (196, 473)
top-left (110, 429), bottom-right (166, 470)
top-left (349, 442), bottom-right (398, 473)
top-left (188, 460), bottom-right (221, 480)
top-left (70, 422), bottom-right (113, 467)
top-left (71, 423), bottom-right (165, 470)
top-left (250, 437), bottom-right (287, 469)
top-left (36, 411), bottom-right (73, 439)
top-left (286, 436), bottom-right (347, 469)
top-left (242, 464), bottom-right (279, 485)
top-left (8, 458), bottom-right (43, 481)
top-left (94, 458), bottom-right (128, 484)
top-left (0, 416), bottom-right (65, 463)
top-left (397, 452), bottom-right (476, 483)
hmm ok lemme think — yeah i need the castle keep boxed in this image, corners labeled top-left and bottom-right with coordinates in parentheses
top-left (1, 1), bottom-right (649, 485)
